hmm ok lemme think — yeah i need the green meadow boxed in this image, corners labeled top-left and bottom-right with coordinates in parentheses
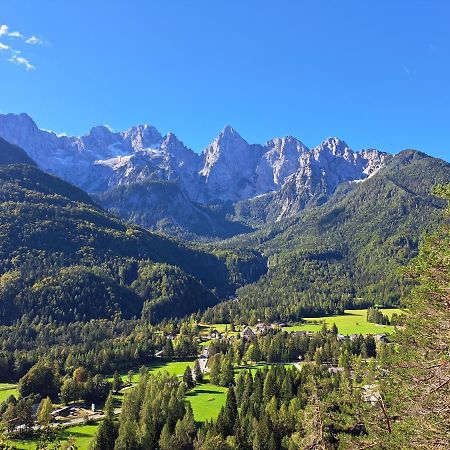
top-left (186, 383), bottom-right (227, 422)
top-left (284, 308), bottom-right (402, 335)
top-left (6, 423), bottom-right (99, 450)
top-left (0, 383), bottom-right (18, 403)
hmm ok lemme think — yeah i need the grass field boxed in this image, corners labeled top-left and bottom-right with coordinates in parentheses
top-left (0, 383), bottom-right (18, 402)
top-left (284, 308), bottom-right (402, 335)
top-left (186, 383), bottom-right (227, 422)
top-left (7, 423), bottom-right (99, 450)
top-left (109, 359), bottom-right (197, 384)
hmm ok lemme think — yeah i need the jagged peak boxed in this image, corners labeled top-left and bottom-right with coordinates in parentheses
top-left (88, 125), bottom-right (114, 138)
top-left (216, 125), bottom-right (246, 143)
top-left (313, 137), bottom-right (353, 157)
top-left (0, 112), bottom-right (38, 129)
top-left (162, 132), bottom-right (184, 147)
top-left (266, 135), bottom-right (309, 151)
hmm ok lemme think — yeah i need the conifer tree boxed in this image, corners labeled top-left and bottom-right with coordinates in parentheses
top-left (183, 366), bottom-right (195, 390)
top-left (37, 397), bottom-right (53, 427)
top-left (159, 423), bottom-right (172, 450)
top-left (219, 356), bottom-right (234, 387)
top-left (371, 185), bottom-right (450, 449)
top-left (193, 359), bottom-right (203, 384)
top-left (92, 392), bottom-right (117, 450)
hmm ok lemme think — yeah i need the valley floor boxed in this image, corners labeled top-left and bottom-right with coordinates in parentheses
top-left (3, 308), bottom-right (400, 449)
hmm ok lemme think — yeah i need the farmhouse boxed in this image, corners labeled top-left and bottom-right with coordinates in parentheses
top-left (255, 322), bottom-right (273, 334)
top-left (209, 329), bottom-right (221, 339)
top-left (241, 326), bottom-right (255, 339)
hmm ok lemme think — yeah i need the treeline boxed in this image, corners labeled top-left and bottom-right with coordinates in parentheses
top-left (213, 151), bottom-right (449, 323)
top-left (102, 372), bottom-right (196, 450)
top-left (0, 163), bottom-right (267, 327)
top-left (0, 318), bottom-right (199, 382)
top-left (206, 326), bottom-right (377, 368)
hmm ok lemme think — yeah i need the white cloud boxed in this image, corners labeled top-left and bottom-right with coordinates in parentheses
top-left (8, 54), bottom-right (35, 71)
top-left (9, 31), bottom-right (23, 38)
top-left (26, 35), bottom-right (43, 45)
top-left (0, 24), bottom-right (46, 70)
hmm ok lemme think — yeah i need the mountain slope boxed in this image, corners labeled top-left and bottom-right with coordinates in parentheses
top-left (0, 162), bottom-right (266, 325)
top-left (0, 114), bottom-right (392, 238)
top-left (0, 136), bottom-right (36, 166)
top-left (95, 179), bottom-right (253, 240)
top-left (204, 150), bottom-right (450, 323)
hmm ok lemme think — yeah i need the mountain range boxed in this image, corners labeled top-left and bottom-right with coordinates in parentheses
top-left (0, 113), bottom-right (449, 326)
top-left (0, 136), bottom-right (266, 325)
top-left (0, 113), bottom-right (391, 239)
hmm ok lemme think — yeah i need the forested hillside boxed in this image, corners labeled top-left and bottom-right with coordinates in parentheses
top-left (204, 151), bottom-right (450, 323)
top-left (0, 137), bottom-right (36, 166)
top-left (0, 162), bottom-right (266, 325)
top-left (95, 179), bottom-right (253, 241)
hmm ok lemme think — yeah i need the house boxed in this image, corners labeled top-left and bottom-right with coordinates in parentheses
top-left (200, 347), bottom-right (209, 358)
top-left (328, 367), bottom-right (345, 375)
top-left (166, 332), bottom-right (178, 340)
top-left (241, 326), bottom-right (255, 339)
top-left (255, 322), bottom-right (271, 334)
top-left (209, 329), bottom-right (221, 339)
top-left (336, 334), bottom-right (347, 342)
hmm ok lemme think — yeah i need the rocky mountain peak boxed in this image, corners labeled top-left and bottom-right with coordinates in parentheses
top-left (315, 137), bottom-right (352, 157)
top-left (121, 124), bottom-right (162, 150)
top-left (88, 125), bottom-right (114, 139)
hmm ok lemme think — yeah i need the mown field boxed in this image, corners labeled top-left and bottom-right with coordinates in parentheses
top-left (0, 383), bottom-right (18, 402)
top-left (284, 308), bottom-right (402, 335)
top-left (6, 423), bottom-right (99, 450)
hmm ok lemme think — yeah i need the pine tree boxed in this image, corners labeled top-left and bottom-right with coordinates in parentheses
top-left (216, 386), bottom-right (238, 437)
top-left (219, 356), bottom-right (234, 387)
top-left (183, 366), bottom-right (195, 390)
top-left (209, 353), bottom-right (222, 385)
top-left (92, 392), bottom-right (118, 450)
top-left (37, 397), bottom-right (53, 427)
top-left (159, 423), bottom-right (172, 450)
top-left (371, 184), bottom-right (450, 449)
top-left (112, 371), bottom-right (122, 393)
top-left (193, 359), bottom-right (203, 384)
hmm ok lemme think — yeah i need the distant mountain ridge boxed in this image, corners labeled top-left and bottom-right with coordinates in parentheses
top-left (0, 113), bottom-right (412, 238)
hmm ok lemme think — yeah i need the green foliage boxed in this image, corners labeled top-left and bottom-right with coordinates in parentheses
top-left (209, 151), bottom-right (450, 322)
top-left (0, 138), bottom-right (36, 166)
top-left (114, 372), bottom-right (194, 450)
top-left (92, 392), bottom-right (117, 450)
top-left (369, 183), bottom-right (450, 448)
top-left (18, 363), bottom-right (59, 399)
top-left (0, 163), bottom-right (266, 326)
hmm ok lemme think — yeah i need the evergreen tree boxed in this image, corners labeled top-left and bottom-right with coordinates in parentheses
top-left (219, 356), bottom-right (234, 387)
top-left (112, 371), bottom-right (122, 393)
top-left (372, 185), bottom-right (450, 448)
top-left (37, 397), bottom-right (53, 427)
top-left (193, 359), bottom-right (203, 384)
top-left (183, 366), bottom-right (195, 390)
top-left (92, 392), bottom-right (117, 450)
top-left (159, 423), bottom-right (172, 450)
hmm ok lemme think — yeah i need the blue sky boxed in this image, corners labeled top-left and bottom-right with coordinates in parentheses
top-left (1, 1), bottom-right (449, 160)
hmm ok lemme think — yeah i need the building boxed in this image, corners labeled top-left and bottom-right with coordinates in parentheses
top-left (241, 326), bottom-right (255, 339)
top-left (209, 329), bottom-right (221, 339)
top-left (255, 322), bottom-right (271, 334)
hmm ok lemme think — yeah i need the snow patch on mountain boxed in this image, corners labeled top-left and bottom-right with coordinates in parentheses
top-left (0, 113), bottom-right (391, 224)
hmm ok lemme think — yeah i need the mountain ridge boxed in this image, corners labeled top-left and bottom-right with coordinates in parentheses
top-left (0, 113), bottom-right (440, 240)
